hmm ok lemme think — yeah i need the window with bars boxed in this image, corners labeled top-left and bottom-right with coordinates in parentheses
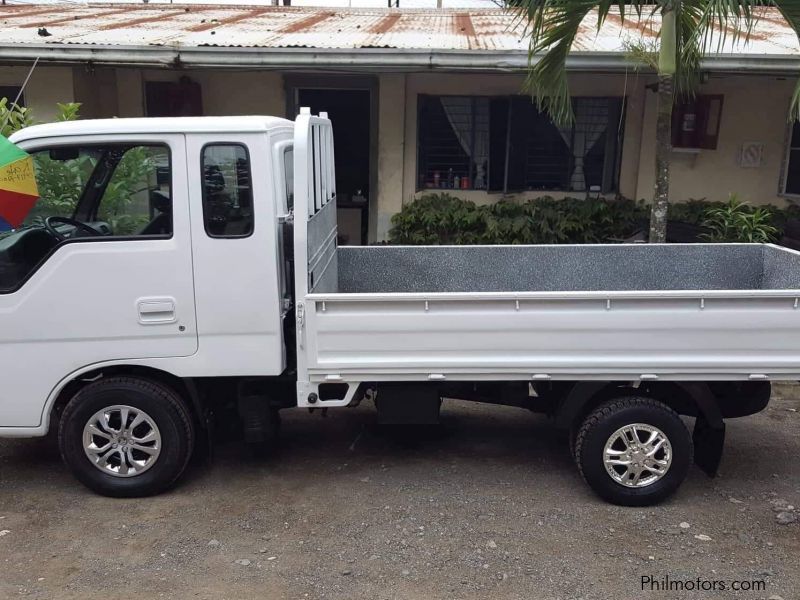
top-left (417, 95), bottom-right (623, 193)
top-left (783, 120), bottom-right (800, 195)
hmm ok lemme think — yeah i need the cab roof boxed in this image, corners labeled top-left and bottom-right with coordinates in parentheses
top-left (10, 116), bottom-right (294, 143)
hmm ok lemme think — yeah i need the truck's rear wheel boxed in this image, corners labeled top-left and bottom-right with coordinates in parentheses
top-left (58, 376), bottom-right (194, 497)
top-left (574, 397), bottom-right (693, 506)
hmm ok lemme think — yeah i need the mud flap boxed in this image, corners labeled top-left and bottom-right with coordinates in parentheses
top-left (692, 415), bottom-right (725, 477)
top-left (375, 384), bottom-right (441, 425)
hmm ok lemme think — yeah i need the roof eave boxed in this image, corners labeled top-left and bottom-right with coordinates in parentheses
top-left (0, 44), bottom-right (798, 74)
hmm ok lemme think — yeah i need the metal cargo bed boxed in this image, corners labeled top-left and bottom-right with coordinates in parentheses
top-left (290, 114), bottom-right (800, 408)
top-left (300, 244), bottom-right (800, 393)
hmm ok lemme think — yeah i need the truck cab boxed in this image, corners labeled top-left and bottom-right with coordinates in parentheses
top-left (0, 116), bottom-right (303, 491)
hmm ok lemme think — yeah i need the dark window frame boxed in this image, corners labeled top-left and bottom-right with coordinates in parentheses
top-left (200, 142), bottom-right (255, 239)
top-left (283, 145), bottom-right (295, 212)
top-left (671, 94), bottom-right (724, 150)
top-left (0, 85), bottom-right (24, 107)
top-left (144, 77), bottom-right (203, 118)
top-left (782, 120), bottom-right (800, 196)
top-left (416, 94), bottom-right (624, 194)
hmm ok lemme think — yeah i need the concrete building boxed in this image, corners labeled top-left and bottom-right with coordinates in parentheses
top-left (2, 3), bottom-right (800, 243)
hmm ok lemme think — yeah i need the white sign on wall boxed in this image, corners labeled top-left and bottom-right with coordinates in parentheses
top-left (739, 142), bottom-right (765, 168)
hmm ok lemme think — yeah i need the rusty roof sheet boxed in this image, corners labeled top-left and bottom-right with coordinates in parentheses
top-left (0, 3), bottom-right (797, 55)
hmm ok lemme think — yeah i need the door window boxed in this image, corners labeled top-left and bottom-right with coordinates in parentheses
top-left (201, 143), bottom-right (253, 238)
top-left (94, 146), bottom-right (172, 236)
top-left (0, 143), bottom-right (172, 294)
top-left (283, 146), bottom-right (294, 212)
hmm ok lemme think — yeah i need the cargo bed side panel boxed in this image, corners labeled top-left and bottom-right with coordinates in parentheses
top-left (305, 295), bottom-right (800, 381)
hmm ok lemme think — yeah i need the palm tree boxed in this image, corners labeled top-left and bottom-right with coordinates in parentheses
top-left (508, 1), bottom-right (800, 242)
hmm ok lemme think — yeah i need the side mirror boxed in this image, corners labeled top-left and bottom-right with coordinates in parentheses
top-left (49, 147), bottom-right (80, 161)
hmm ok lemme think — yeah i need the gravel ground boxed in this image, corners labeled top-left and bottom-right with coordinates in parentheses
top-left (0, 385), bottom-right (798, 600)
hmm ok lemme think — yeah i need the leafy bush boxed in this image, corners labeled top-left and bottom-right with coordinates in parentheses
top-left (700, 195), bottom-right (779, 243)
top-left (668, 199), bottom-right (725, 225)
top-left (1, 99), bottom-right (81, 137)
top-left (389, 194), bottom-right (648, 245)
top-left (387, 193), bottom-right (486, 244)
top-left (390, 192), bottom-right (800, 245)
top-left (3, 101), bottom-right (86, 225)
top-left (0, 97), bottom-right (34, 137)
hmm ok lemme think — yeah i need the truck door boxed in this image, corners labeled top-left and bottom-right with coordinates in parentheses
top-left (184, 133), bottom-right (285, 376)
top-left (0, 134), bottom-right (197, 429)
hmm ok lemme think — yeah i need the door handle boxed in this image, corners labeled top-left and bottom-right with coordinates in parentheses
top-left (137, 298), bottom-right (177, 324)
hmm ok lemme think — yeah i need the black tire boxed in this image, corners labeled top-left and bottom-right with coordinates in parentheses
top-left (58, 376), bottom-right (195, 498)
top-left (574, 396), bottom-right (693, 506)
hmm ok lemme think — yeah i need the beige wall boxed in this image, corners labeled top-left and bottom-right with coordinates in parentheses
top-left (72, 67), bottom-right (119, 119)
top-left (0, 64), bottom-right (285, 120)
top-left (635, 74), bottom-right (796, 205)
top-left (0, 65), bottom-right (74, 122)
top-left (3, 62), bottom-right (796, 242)
top-left (109, 69), bottom-right (285, 118)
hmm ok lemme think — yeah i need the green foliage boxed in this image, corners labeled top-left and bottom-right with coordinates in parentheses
top-left (389, 193), bottom-right (800, 245)
top-left (700, 195), bottom-right (779, 243)
top-left (1, 99), bottom-right (82, 136)
top-left (389, 193), bottom-right (648, 245)
top-left (14, 102), bottom-right (86, 225)
top-left (386, 193), bottom-right (486, 244)
top-left (667, 198), bottom-right (724, 225)
top-left (54, 102), bottom-right (82, 122)
top-left (0, 97), bottom-right (33, 138)
top-left (96, 146), bottom-right (159, 235)
top-left (26, 151), bottom-right (97, 224)
top-left (510, 0), bottom-right (779, 124)
top-left (5, 99), bottom-right (158, 237)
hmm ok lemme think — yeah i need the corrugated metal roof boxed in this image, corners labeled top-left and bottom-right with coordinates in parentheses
top-left (0, 3), bottom-right (797, 55)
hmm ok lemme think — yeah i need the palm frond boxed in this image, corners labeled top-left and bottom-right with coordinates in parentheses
top-left (507, 0), bottom-right (646, 125)
top-left (773, 1), bottom-right (800, 121)
top-left (623, 37), bottom-right (659, 71)
top-left (681, 0), bottom-right (762, 56)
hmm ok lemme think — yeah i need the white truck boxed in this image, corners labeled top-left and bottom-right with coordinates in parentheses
top-left (1, 111), bottom-right (795, 505)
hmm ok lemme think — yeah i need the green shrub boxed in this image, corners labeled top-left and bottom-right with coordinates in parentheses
top-left (389, 194), bottom-right (648, 245)
top-left (390, 192), bottom-right (800, 245)
top-left (700, 195), bottom-right (779, 243)
top-left (387, 193), bottom-right (486, 244)
top-left (0, 97), bottom-right (34, 138)
top-left (668, 198), bottom-right (724, 225)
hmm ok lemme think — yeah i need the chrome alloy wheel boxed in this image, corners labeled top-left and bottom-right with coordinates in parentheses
top-left (82, 405), bottom-right (162, 477)
top-left (603, 423), bottom-right (672, 488)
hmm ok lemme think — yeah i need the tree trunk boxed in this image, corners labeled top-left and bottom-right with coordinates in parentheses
top-left (650, 1), bottom-right (676, 244)
top-left (649, 75), bottom-right (673, 243)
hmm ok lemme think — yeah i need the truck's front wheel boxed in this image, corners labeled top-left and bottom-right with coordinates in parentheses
top-left (58, 376), bottom-right (195, 497)
top-left (574, 397), bottom-right (693, 506)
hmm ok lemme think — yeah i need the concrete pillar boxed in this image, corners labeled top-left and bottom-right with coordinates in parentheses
top-left (375, 73), bottom-right (406, 241)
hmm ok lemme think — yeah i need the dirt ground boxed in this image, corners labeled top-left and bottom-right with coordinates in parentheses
top-left (0, 385), bottom-right (798, 600)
